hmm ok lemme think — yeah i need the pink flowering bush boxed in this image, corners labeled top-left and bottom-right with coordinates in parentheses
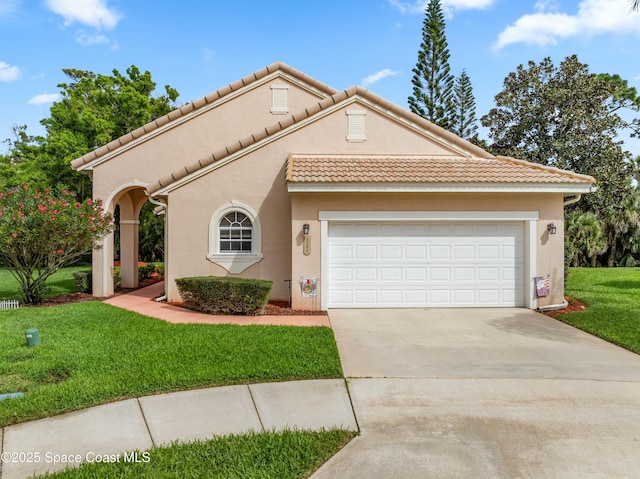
top-left (0, 184), bottom-right (114, 304)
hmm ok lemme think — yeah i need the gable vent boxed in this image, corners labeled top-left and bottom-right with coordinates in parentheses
top-left (346, 109), bottom-right (366, 142)
top-left (271, 85), bottom-right (289, 114)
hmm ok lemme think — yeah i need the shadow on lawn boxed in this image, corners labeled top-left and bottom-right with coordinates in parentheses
top-left (598, 280), bottom-right (640, 290)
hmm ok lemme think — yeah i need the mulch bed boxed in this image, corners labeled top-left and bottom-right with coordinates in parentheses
top-left (36, 278), bottom-right (327, 316)
top-left (540, 296), bottom-right (587, 318)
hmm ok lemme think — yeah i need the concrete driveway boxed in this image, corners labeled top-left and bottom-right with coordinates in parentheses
top-left (311, 308), bottom-right (640, 479)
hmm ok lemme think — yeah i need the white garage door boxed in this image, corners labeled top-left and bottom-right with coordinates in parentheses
top-left (327, 222), bottom-right (524, 308)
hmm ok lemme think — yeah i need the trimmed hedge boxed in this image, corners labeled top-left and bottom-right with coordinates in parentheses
top-left (175, 276), bottom-right (273, 316)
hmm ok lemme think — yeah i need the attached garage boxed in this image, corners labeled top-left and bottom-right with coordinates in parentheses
top-left (326, 221), bottom-right (524, 308)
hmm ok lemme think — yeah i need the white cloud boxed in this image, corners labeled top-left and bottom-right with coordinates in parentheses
top-left (28, 93), bottom-right (59, 105)
top-left (495, 0), bottom-right (640, 50)
top-left (45, 0), bottom-right (121, 30)
top-left (75, 31), bottom-right (109, 46)
top-left (388, 0), bottom-right (496, 14)
top-left (362, 69), bottom-right (400, 86)
top-left (0, 61), bottom-right (20, 82)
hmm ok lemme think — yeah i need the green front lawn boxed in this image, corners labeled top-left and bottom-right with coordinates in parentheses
top-left (560, 267), bottom-right (640, 354)
top-left (0, 265), bottom-right (89, 301)
top-left (0, 302), bottom-right (342, 427)
top-left (37, 430), bottom-right (355, 479)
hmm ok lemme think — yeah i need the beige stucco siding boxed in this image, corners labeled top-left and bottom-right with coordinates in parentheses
top-left (290, 193), bottom-right (566, 309)
top-left (165, 149), bottom-right (292, 302)
top-left (90, 77), bottom-right (327, 203)
top-left (163, 101), bottom-right (470, 302)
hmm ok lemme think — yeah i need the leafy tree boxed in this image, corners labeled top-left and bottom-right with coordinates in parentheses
top-left (0, 184), bottom-right (113, 304)
top-left (1, 66), bottom-right (179, 197)
top-left (481, 55), bottom-right (640, 266)
top-left (451, 69), bottom-right (478, 139)
top-left (408, 0), bottom-right (455, 129)
top-left (481, 55), bottom-right (633, 216)
top-left (1, 66), bottom-right (179, 264)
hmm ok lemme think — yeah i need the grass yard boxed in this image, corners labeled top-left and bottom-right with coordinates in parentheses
top-left (35, 430), bottom-right (356, 479)
top-left (560, 267), bottom-right (640, 354)
top-left (0, 302), bottom-right (343, 427)
top-left (0, 265), bottom-right (89, 301)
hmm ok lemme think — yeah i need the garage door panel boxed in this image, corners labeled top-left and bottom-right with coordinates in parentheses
top-left (327, 222), bottom-right (524, 308)
top-left (355, 245), bottom-right (377, 259)
top-left (380, 267), bottom-right (402, 281)
top-left (429, 245), bottom-right (452, 260)
top-left (429, 267), bottom-right (450, 281)
top-left (454, 267), bottom-right (475, 281)
top-left (380, 245), bottom-right (402, 259)
top-left (331, 267), bottom-right (353, 281)
top-left (405, 245), bottom-right (427, 259)
top-left (330, 244), bottom-right (352, 259)
top-left (453, 245), bottom-right (475, 260)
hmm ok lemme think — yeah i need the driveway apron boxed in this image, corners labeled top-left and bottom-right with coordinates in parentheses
top-left (312, 308), bottom-right (640, 479)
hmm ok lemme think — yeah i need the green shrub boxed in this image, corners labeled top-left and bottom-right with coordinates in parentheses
top-left (138, 263), bottom-right (156, 281)
top-left (151, 262), bottom-right (165, 275)
top-left (175, 276), bottom-right (273, 316)
top-left (72, 270), bottom-right (92, 293)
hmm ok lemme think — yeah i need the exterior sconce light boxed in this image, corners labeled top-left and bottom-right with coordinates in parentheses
top-left (303, 224), bottom-right (311, 256)
top-left (547, 223), bottom-right (557, 235)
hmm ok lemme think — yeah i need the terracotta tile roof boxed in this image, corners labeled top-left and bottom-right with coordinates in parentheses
top-left (147, 87), bottom-right (494, 196)
top-left (286, 154), bottom-right (596, 185)
top-left (71, 62), bottom-right (338, 170)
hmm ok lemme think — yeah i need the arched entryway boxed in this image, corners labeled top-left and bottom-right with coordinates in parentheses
top-left (92, 182), bottom-right (164, 297)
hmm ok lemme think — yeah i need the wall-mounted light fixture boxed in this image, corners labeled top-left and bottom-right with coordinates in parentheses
top-left (547, 223), bottom-right (557, 235)
top-left (303, 223), bottom-right (310, 235)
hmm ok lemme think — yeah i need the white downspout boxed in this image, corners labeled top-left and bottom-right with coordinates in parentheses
top-left (563, 194), bottom-right (582, 206)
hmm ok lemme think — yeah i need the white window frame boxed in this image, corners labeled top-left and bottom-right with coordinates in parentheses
top-left (207, 201), bottom-right (263, 274)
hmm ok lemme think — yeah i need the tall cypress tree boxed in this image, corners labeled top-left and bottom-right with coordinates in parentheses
top-left (408, 0), bottom-right (455, 129)
top-left (452, 69), bottom-right (478, 139)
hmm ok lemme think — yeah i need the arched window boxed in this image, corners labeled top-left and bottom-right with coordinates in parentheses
top-left (208, 202), bottom-right (263, 273)
top-left (219, 211), bottom-right (253, 252)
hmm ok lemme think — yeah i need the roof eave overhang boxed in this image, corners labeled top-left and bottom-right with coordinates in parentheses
top-left (287, 182), bottom-right (598, 194)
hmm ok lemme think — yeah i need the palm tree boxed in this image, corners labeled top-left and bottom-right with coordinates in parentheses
top-left (565, 211), bottom-right (608, 267)
top-left (633, 0), bottom-right (639, 11)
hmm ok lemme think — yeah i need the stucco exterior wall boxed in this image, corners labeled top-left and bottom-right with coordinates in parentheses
top-left (162, 101), bottom-right (473, 302)
top-left (290, 192), bottom-right (566, 310)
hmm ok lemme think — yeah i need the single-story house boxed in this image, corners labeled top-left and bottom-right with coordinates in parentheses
top-left (71, 62), bottom-right (596, 310)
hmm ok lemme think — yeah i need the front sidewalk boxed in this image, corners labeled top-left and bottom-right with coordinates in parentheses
top-left (1, 379), bottom-right (357, 479)
top-left (104, 281), bottom-right (330, 327)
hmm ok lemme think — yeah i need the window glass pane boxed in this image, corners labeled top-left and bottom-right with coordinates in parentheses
top-left (218, 210), bottom-right (254, 254)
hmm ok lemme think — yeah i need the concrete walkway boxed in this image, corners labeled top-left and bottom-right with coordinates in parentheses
top-left (104, 281), bottom-right (330, 327)
top-left (0, 379), bottom-right (357, 479)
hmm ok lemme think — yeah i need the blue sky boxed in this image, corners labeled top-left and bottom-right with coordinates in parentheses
top-left (1, 0), bottom-right (639, 156)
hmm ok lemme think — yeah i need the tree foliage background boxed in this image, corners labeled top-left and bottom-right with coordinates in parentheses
top-left (482, 55), bottom-right (640, 267)
top-left (0, 65), bottom-right (179, 263)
